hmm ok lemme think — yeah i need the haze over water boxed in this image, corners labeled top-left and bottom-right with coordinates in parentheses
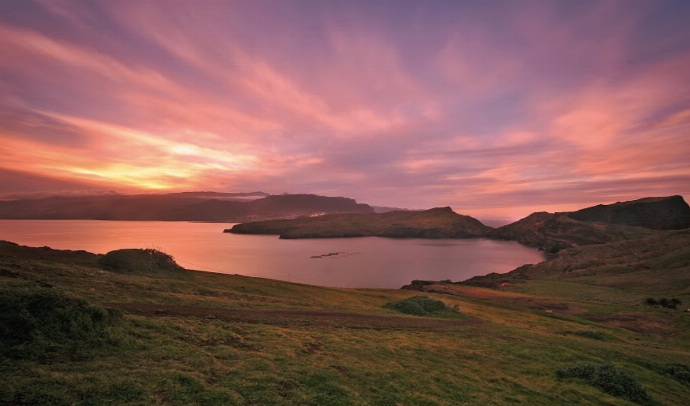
top-left (0, 220), bottom-right (544, 288)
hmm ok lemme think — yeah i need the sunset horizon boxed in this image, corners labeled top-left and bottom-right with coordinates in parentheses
top-left (2, 0), bottom-right (689, 220)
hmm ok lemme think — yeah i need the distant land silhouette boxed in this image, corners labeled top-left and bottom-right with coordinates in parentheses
top-left (227, 195), bottom-right (690, 246)
top-left (492, 195), bottom-right (690, 252)
top-left (0, 192), bottom-right (373, 221)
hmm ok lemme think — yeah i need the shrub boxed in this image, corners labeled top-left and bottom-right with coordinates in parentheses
top-left (557, 363), bottom-right (654, 405)
top-left (566, 330), bottom-right (607, 340)
top-left (645, 297), bottom-right (682, 309)
top-left (384, 296), bottom-right (459, 317)
top-left (659, 363), bottom-right (690, 385)
top-left (645, 297), bottom-right (658, 306)
top-left (0, 287), bottom-right (121, 360)
top-left (99, 248), bottom-right (184, 275)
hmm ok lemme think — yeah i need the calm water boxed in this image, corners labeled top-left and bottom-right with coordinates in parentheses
top-left (0, 220), bottom-right (544, 288)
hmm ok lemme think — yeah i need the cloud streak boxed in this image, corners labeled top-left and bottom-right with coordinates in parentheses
top-left (0, 0), bottom-right (689, 219)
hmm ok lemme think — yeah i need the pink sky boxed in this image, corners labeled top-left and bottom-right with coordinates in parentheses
top-left (1, 0), bottom-right (689, 220)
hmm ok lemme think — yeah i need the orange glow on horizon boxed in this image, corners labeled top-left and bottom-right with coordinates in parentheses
top-left (0, 1), bottom-right (688, 215)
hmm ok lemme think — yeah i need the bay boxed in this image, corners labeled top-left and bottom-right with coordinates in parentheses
top-left (0, 220), bottom-right (544, 288)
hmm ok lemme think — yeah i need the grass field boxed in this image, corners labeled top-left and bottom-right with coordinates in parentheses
top-left (1, 240), bottom-right (689, 405)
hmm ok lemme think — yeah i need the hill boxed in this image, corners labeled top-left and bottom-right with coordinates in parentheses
top-left (464, 228), bottom-right (690, 295)
top-left (493, 195), bottom-right (690, 253)
top-left (1, 240), bottom-right (689, 405)
top-left (0, 193), bottom-right (373, 222)
top-left (462, 196), bottom-right (690, 293)
top-left (226, 206), bottom-right (493, 238)
top-left (569, 195), bottom-right (690, 230)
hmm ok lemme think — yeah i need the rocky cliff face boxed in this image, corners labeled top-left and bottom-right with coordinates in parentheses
top-left (568, 195), bottom-right (690, 230)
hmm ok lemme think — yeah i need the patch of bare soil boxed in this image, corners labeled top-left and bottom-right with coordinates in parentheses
top-left (419, 284), bottom-right (587, 315)
top-left (586, 312), bottom-right (679, 337)
top-left (102, 302), bottom-right (482, 331)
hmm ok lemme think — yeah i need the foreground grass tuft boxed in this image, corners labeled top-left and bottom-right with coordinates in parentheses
top-left (659, 363), bottom-right (690, 385)
top-left (384, 295), bottom-right (460, 317)
top-left (557, 363), bottom-right (655, 405)
top-left (0, 287), bottom-right (122, 360)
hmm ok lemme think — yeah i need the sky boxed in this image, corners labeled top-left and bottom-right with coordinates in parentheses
top-left (1, 0), bottom-right (689, 220)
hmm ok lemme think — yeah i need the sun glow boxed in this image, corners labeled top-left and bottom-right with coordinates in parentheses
top-left (0, 1), bottom-right (688, 213)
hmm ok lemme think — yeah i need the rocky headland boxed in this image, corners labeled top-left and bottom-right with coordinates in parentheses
top-left (226, 206), bottom-right (493, 239)
top-left (491, 195), bottom-right (690, 253)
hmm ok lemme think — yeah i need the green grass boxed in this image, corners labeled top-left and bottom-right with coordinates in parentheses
top-left (1, 241), bottom-right (690, 405)
top-left (557, 363), bottom-right (655, 405)
top-left (0, 287), bottom-right (123, 360)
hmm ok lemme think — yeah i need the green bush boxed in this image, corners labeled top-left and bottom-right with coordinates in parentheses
top-left (0, 287), bottom-right (121, 360)
top-left (99, 248), bottom-right (184, 275)
top-left (659, 363), bottom-right (690, 385)
top-left (645, 297), bottom-right (682, 309)
top-left (557, 363), bottom-right (654, 405)
top-left (566, 330), bottom-right (607, 340)
top-left (384, 295), bottom-right (459, 317)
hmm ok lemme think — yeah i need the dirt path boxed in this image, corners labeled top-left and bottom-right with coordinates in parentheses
top-left (414, 284), bottom-right (588, 314)
top-left (103, 302), bottom-right (481, 331)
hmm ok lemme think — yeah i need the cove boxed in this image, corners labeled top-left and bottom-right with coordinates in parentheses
top-left (0, 220), bottom-right (544, 288)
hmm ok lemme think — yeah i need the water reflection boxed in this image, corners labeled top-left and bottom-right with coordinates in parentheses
top-left (0, 220), bottom-right (544, 288)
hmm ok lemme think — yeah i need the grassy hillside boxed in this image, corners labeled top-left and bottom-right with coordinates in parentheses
top-left (1, 240), bottom-right (690, 405)
top-left (492, 195), bottom-right (690, 253)
top-left (465, 229), bottom-right (690, 298)
top-left (227, 207), bottom-right (493, 239)
top-left (492, 212), bottom-right (659, 253)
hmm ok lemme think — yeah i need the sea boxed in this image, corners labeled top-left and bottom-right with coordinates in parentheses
top-left (0, 220), bottom-right (544, 288)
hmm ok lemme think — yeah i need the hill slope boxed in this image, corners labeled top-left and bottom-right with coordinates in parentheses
top-left (569, 195), bottom-right (690, 230)
top-left (493, 195), bottom-right (690, 253)
top-left (465, 228), bottom-right (690, 296)
top-left (1, 241), bottom-right (689, 405)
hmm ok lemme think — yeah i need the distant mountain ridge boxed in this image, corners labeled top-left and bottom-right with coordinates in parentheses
top-left (0, 193), bottom-right (373, 222)
top-left (226, 195), bottom-right (690, 249)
